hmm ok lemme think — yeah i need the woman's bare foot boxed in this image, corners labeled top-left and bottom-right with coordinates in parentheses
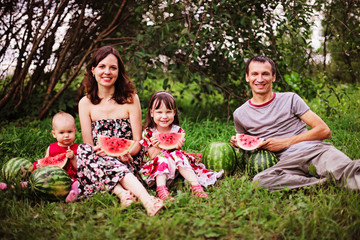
top-left (143, 196), bottom-right (164, 216)
top-left (118, 190), bottom-right (137, 207)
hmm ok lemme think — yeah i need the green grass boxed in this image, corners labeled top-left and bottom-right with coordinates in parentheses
top-left (1, 84), bottom-right (359, 240)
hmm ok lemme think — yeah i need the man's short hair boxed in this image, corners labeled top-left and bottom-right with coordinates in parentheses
top-left (245, 56), bottom-right (276, 76)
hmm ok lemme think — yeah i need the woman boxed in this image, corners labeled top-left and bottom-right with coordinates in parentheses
top-left (77, 46), bottom-right (163, 216)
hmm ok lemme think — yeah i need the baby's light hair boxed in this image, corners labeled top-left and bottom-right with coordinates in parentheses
top-left (52, 111), bottom-right (76, 130)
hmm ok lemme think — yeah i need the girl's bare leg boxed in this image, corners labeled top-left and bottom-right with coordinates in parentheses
top-left (178, 167), bottom-right (199, 185)
top-left (155, 174), bottom-right (173, 200)
top-left (178, 167), bottom-right (208, 198)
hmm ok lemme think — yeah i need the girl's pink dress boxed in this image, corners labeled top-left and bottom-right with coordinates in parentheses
top-left (139, 125), bottom-right (223, 187)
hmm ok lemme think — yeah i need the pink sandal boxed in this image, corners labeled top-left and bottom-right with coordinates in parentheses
top-left (144, 196), bottom-right (164, 216)
top-left (191, 184), bottom-right (209, 198)
top-left (156, 185), bottom-right (174, 201)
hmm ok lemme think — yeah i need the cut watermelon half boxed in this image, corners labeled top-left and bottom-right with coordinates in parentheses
top-left (153, 132), bottom-right (185, 150)
top-left (38, 153), bottom-right (68, 168)
top-left (98, 135), bottom-right (135, 157)
top-left (236, 134), bottom-right (264, 151)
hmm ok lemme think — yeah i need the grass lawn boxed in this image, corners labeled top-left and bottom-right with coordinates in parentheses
top-left (0, 84), bottom-right (359, 240)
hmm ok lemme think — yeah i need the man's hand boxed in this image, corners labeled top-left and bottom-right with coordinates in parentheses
top-left (259, 138), bottom-right (289, 152)
top-left (230, 135), bottom-right (238, 148)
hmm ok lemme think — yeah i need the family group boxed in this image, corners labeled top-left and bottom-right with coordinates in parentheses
top-left (2, 46), bottom-right (359, 217)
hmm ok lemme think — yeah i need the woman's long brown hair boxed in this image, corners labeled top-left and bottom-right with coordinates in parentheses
top-left (83, 46), bottom-right (136, 104)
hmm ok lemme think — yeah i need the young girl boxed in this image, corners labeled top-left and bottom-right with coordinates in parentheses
top-left (1, 112), bottom-right (79, 203)
top-left (140, 91), bottom-right (223, 200)
top-left (77, 45), bottom-right (163, 216)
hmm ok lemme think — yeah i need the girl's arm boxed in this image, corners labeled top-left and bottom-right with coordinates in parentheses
top-left (147, 147), bottom-right (161, 160)
top-left (147, 136), bottom-right (162, 159)
top-left (128, 94), bottom-right (142, 156)
top-left (78, 96), bottom-right (94, 146)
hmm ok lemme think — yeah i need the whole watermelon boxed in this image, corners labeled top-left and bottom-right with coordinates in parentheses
top-left (29, 165), bottom-right (71, 201)
top-left (233, 147), bottom-right (247, 173)
top-left (1, 157), bottom-right (33, 182)
top-left (246, 150), bottom-right (279, 177)
top-left (202, 141), bottom-right (237, 175)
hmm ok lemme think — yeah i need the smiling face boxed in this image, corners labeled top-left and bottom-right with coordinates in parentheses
top-left (246, 60), bottom-right (275, 96)
top-left (150, 100), bottom-right (176, 132)
top-left (91, 53), bottom-right (119, 89)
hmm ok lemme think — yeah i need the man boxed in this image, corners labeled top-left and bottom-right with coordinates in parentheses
top-left (230, 56), bottom-right (360, 190)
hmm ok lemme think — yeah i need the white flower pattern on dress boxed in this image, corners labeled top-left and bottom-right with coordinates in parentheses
top-left (77, 119), bottom-right (143, 199)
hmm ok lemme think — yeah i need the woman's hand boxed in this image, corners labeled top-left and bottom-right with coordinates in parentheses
top-left (93, 145), bottom-right (106, 157)
top-left (118, 152), bottom-right (133, 164)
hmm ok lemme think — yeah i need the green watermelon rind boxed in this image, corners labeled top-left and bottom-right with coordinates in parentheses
top-left (29, 165), bottom-right (71, 201)
top-left (233, 147), bottom-right (246, 173)
top-left (1, 157), bottom-right (34, 182)
top-left (246, 150), bottom-right (279, 177)
top-left (202, 141), bottom-right (236, 176)
top-left (154, 132), bottom-right (185, 150)
top-left (98, 135), bottom-right (135, 157)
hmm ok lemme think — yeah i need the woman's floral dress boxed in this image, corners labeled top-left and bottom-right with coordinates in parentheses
top-left (139, 125), bottom-right (223, 188)
top-left (77, 119), bottom-right (143, 199)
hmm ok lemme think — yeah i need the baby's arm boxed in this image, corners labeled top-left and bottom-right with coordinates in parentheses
top-left (66, 147), bottom-right (77, 170)
top-left (45, 146), bottom-right (50, 157)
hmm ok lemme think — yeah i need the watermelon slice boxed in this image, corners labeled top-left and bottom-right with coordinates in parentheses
top-left (38, 153), bottom-right (68, 168)
top-left (98, 135), bottom-right (135, 156)
top-left (236, 134), bottom-right (264, 151)
top-left (153, 132), bottom-right (185, 150)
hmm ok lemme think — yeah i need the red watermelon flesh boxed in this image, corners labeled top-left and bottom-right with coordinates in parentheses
top-left (38, 153), bottom-right (68, 168)
top-left (236, 134), bottom-right (264, 151)
top-left (153, 132), bottom-right (185, 150)
top-left (98, 135), bottom-right (135, 157)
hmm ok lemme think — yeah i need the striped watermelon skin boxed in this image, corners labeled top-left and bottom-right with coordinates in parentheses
top-left (202, 141), bottom-right (236, 175)
top-left (234, 147), bottom-right (247, 173)
top-left (1, 157), bottom-right (33, 182)
top-left (246, 150), bottom-right (279, 177)
top-left (29, 165), bottom-right (71, 201)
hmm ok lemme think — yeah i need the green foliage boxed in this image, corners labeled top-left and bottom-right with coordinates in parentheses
top-left (0, 84), bottom-right (359, 240)
top-left (318, 0), bottom-right (360, 83)
top-left (127, 0), bottom-right (321, 106)
top-left (0, 116), bottom-right (83, 165)
top-left (283, 72), bottom-right (321, 100)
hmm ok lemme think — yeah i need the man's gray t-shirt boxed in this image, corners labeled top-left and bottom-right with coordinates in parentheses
top-left (233, 92), bottom-right (322, 160)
